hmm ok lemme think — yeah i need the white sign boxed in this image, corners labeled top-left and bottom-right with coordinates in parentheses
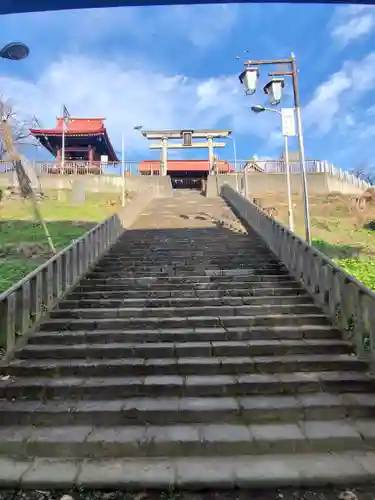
top-left (101, 155), bottom-right (108, 163)
top-left (281, 108), bottom-right (296, 137)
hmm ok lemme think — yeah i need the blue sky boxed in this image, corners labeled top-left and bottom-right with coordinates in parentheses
top-left (1, 2), bottom-right (375, 170)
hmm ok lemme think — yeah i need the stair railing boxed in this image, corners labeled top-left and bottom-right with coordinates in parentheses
top-left (222, 184), bottom-right (375, 370)
top-left (0, 213), bottom-right (124, 355)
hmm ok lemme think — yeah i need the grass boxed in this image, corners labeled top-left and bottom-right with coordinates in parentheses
top-left (259, 192), bottom-right (375, 291)
top-left (0, 190), bottom-right (122, 292)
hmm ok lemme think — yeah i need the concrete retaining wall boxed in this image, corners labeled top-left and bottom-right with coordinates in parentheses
top-left (206, 172), bottom-right (367, 198)
top-left (0, 173), bottom-right (173, 198)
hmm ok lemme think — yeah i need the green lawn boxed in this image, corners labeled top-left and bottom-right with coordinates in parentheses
top-left (0, 191), bottom-right (122, 292)
top-left (313, 239), bottom-right (375, 291)
top-left (338, 258), bottom-right (375, 291)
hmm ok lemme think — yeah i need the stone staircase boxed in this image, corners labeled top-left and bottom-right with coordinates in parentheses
top-left (1, 191), bottom-right (375, 488)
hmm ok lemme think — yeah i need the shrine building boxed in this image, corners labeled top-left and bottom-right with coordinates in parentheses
top-left (30, 117), bottom-right (118, 165)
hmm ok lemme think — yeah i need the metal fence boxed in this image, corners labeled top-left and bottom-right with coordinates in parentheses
top-left (227, 160), bottom-right (372, 190)
top-left (0, 159), bottom-right (372, 189)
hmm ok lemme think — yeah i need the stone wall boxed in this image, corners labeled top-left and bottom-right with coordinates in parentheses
top-left (0, 173), bottom-right (173, 198)
top-left (206, 171), bottom-right (367, 198)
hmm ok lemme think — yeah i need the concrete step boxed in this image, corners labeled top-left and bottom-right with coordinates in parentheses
top-left (29, 325), bottom-right (343, 346)
top-left (3, 452), bottom-right (375, 489)
top-left (95, 255), bottom-right (281, 264)
top-left (66, 285), bottom-right (305, 299)
top-left (17, 339), bottom-right (352, 360)
top-left (75, 279), bottom-right (298, 292)
top-left (50, 303), bottom-right (321, 320)
top-left (90, 262), bottom-right (286, 272)
top-left (0, 394), bottom-right (374, 427)
top-left (39, 313), bottom-right (331, 331)
top-left (79, 273), bottom-right (294, 286)
top-left (0, 419), bottom-right (370, 458)
top-left (6, 355), bottom-right (367, 377)
top-left (57, 294), bottom-right (314, 310)
top-left (85, 268), bottom-right (291, 279)
top-left (95, 255), bottom-right (281, 271)
top-left (108, 240), bottom-right (265, 247)
top-left (2, 372), bottom-right (374, 400)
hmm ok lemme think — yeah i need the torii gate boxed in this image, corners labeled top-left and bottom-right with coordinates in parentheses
top-left (140, 129), bottom-right (232, 176)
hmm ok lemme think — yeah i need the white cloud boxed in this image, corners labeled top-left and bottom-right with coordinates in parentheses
top-left (0, 54), bottom-right (275, 157)
top-left (10, 4), bottom-right (238, 51)
top-left (331, 5), bottom-right (375, 46)
top-left (304, 52), bottom-right (375, 135)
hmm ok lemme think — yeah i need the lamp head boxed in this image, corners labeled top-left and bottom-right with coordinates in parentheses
top-left (238, 67), bottom-right (259, 96)
top-left (251, 105), bottom-right (266, 113)
top-left (0, 42), bottom-right (30, 61)
top-left (263, 78), bottom-right (285, 106)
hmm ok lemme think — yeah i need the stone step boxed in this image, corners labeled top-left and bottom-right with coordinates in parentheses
top-left (28, 325), bottom-right (343, 346)
top-left (92, 261), bottom-right (285, 271)
top-left (0, 394), bottom-right (374, 427)
top-left (80, 273), bottom-right (293, 284)
top-left (108, 246), bottom-right (268, 255)
top-left (67, 285), bottom-right (304, 300)
top-left (58, 294), bottom-right (313, 310)
top-left (0, 419), bottom-right (370, 458)
top-left (6, 355), bottom-right (366, 377)
top-left (4, 452), bottom-right (375, 489)
top-left (75, 279), bottom-right (298, 292)
top-left (96, 253), bottom-right (280, 262)
top-left (109, 239), bottom-right (264, 247)
top-left (2, 372), bottom-right (373, 400)
top-left (39, 313), bottom-right (331, 331)
top-left (86, 268), bottom-right (290, 279)
top-left (97, 257), bottom-right (278, 266)
top-left (17, 339), bottom-right (352, 360)
top-left (50, 303), bottom-right (321, 320)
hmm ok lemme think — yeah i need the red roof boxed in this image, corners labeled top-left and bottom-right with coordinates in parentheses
top-left (30, 117), bottom-right (119, 161)
top-left (139, 160), bottom-right (233, 173)
top-left (30, 118), bottom-right (106, 136)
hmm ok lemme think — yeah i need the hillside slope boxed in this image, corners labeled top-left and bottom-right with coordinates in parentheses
top-left (257, 192), bottom-right (375, 290)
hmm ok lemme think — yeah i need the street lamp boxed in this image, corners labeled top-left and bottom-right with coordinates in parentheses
top-left (251, 105), bottom-right (294, 232)
top-left (121, 125), bottom-right (143, 206)
top-left (0, 42), bottom-right (30, 61)
top-left (238, 53), bottom-right (311, 244)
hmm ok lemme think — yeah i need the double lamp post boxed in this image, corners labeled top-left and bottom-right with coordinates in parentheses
top-left (238, 53), bottom-right (311, 245)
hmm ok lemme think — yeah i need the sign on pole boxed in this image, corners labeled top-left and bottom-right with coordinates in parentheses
top-left (281, 108), bottom-right (296, 137)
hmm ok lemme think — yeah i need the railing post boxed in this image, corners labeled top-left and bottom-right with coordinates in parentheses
top-left (16, 282), bottom-right (31, 334)
top-left (0, 293), bottom-right (16, 351)
top-left (30, 273), bottom-right (42, 325)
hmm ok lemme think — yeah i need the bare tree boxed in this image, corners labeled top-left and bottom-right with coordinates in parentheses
top-left (0, 97), bottom-right (34, 160)
top-left (351, 163), bottom-right (375, 185)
